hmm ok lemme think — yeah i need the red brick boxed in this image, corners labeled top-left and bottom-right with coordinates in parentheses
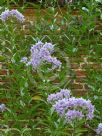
top-left (95, 25), bottom-right (102, 31)
top-left (71, 83), bottom-right (84, 89)
top-left (72, 10), bottom-right (79, 15)
top-left (0, 78), bottom-right (3, 82)
top-left (73, 90), bottom-right (87, 96)
top-left (0, 98), bottom-right (9, 103)
top-left (90, 64), bottom-right (102, 69)
top-left (71, 63), bottom-right (79, 69)
top-left (74, 77), bottom-right (86, 83)
top-left (0, 70), bottom-right (7, 75)
top-left (75, 70), bottom-right (86, 77)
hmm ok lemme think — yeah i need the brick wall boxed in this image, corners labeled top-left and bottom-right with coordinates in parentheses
top-left (1, 55), bottom-right (101, 98)
top-left (70, 54), bottom-right (102, 96)
top-left (0, 8), bottom-right (102, 101)
top-left (0, 55), bottom-right (101, 105)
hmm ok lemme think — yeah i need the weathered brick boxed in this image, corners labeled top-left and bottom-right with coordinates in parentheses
top-left (74, 77), bottom-right (86, 83)
top-left (0, 98), bottom-right (9, 103)
top-left (0, 70), bottom-right (7, 75)
top-left (0, 81), bottom-right (4, 85)
top-left (89, 63), bottom-right (102, 69)
top-left (75, 70), bottom-right (86, 77)
top-left (71, 63), bottom-right (79, 69)
top-left (73, 90), bottom-right (87, 96)
top-left (72, 10), bottom-right (79, 15)
top-left (71, 83), bottom-right (84, 89)
top-left (95, 25), bottom-right (102, 31)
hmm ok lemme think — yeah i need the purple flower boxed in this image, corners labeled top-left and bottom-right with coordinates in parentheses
top-left (65, 110), bottom-right (84, 123)
top-left (30, 47), bottom-right (41, 68)
top-left (39, 47), bottom-right (51, 59)
top-left (10, 9), bottom-right (25, 22)
top-left (21, 41), bottom-right (61, 69)
top-left (0, 9), bottom-right (10, 22)
top-left (43, 42), bottom-right (54, 52)
top-left (47, 89), bottom-right (71, 104)
top-left (20, 57), bottom-right (28, 63)
top-left (30, 41), bottom-right (43, 51)
top-left (60, 89), bottom-right (71, 99)
top-left (96, 123), bottom-right (102, 135)
top-left (0, 9), bottom-right (25, 22)
top-left (0, 104), bottom-right (6, 112)
top-left (45, 57), bottom-right (62, 69)
top-left (53, 97), bottom-right (94, 120)
top-left (53, 98), bottom-right (68, 115)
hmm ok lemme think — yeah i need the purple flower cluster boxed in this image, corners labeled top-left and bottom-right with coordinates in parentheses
top-left (47, 90), bottom-right (94, 123)
top-left (21, 41), bottom-right (61, 69)
top-left (0, 104), bottom-right (6, 112)
top-left (65, 110), bottom-right (84, 122)
top-left (53, 97), bottom-right (94, 120)
top-left (96, 123), bottom-right (102, 135)
top-left (47, 89), bottom-right (71, 103)
top-left (0, 9), bottom-right (25, 22)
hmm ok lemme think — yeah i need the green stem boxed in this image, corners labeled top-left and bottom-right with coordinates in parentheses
top-left (72, 122), bottom-right (76, 136)
top-left (7, 0), bottom-right (10, 8)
